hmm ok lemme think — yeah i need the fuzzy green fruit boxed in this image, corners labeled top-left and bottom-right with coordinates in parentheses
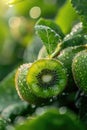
top-left (15, 64), bottom-right (47, 105)
top-left (72, 50), bottom-right (87, 93)
top-left (27, 58), bottom-right (67, 98)
top-left (38, 46), bottom-right (48, 59)
top-left (57, 45), bottom-right (87, 91)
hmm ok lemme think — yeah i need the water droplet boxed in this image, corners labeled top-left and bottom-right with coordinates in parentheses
top-left (35, 107), bottom-right (45, 115)
top-left (59, 107), bottom-right (67, 114)
top-left (50, 99), bottom-right (53, 102)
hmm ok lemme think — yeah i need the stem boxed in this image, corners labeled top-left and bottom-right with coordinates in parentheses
top-left (50, 43), bottom-right (62, 58)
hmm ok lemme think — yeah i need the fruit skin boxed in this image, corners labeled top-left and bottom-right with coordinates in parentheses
top-left (27, 58), bottom-right (67, 98)
top-left (72, 50), bottom-right (87, 93)
top-left (57, 45), bottom-right (87, 91)
top-left (38, 46), bottom-right (48, 59)
top-left (15, 64), bottom-right (47, 105)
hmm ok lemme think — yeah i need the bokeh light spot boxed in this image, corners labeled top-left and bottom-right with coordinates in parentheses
top-left (9, 17), bottom-right (21, 29)
top-left (29, 6), bottom-right (41, 19)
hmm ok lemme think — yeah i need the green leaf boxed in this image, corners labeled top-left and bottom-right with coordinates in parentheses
top-left (55, 22), bottom-right (87, 54)
top-left (55, 0), bottom-right (78, 34)
top-left (59, 24), bottom-right (87, 50)
top-left (36, 18), bottom-right (64, 39)
top-left (15, 108), bottom-right (86, 130)
top-left (0, 70), bottom-right (22, 112)
top-left (60, 34), bottom-right (87, 50)
top-left (71, 0), bottom-right (87, 32)
top-left (35, 25), bottom-right (61, 55)
top-left (71, 0), bottom-right (87, 17)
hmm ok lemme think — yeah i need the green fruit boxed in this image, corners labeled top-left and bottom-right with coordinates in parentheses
top-left (72, 50), bottom-right (87, 93)
top-left (57, 45), bottom-right (87, 90)
top-left (16, 108), bottom-right (86, 130)
top-left (38, 46), bottom-right (48, 59)
top-left (15, 64), bottom-right (47, 105)
top-left (27, 58), bottom-right (67, 98)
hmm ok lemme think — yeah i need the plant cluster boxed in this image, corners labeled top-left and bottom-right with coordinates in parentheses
top-left (15, 0), bottom-right (87, 129)
top-left (1, 0), bottom-right (87, 129)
